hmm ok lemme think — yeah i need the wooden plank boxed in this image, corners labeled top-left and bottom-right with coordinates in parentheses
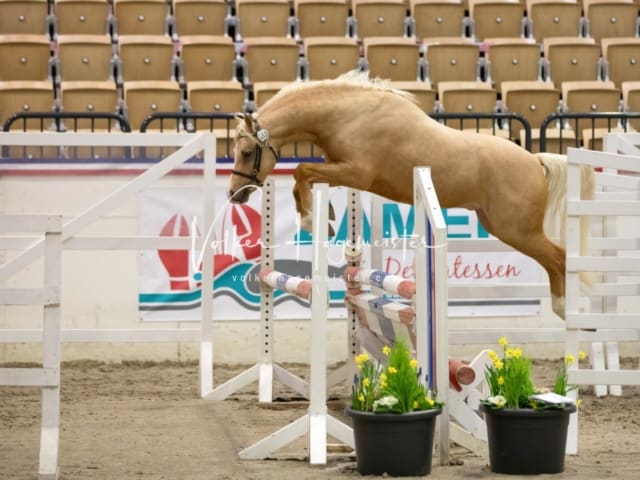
top-left (566, 313), bottom-right (640, 330)
top-left (567, 200), bottom-right (640, 216)
top-left (0, 215), bottom-right (62, 234)
top-left (568, 147), bottom-right (640, 172)
top-left (569, 369), bottom-right (640, 386)
top-left (0, 368), bottom-right (58, 387)
top-left (0, 287), bottom-right (59, 305)
top-left (64, 236), bottom-right (194, 250)
top-left (567, 256), bottom-right (640, 272)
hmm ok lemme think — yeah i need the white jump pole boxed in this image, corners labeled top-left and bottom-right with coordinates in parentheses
top-left (239, 182), bottom-right (354, 463)
top-left (414, 167), bottom-right (449, 466)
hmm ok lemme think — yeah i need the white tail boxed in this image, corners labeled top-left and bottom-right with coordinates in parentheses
top-left (538, 152), bottom-right (595, 285)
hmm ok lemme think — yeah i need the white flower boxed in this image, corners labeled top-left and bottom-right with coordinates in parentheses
top-left (373, 395), bottom-right (398, 411)
top-left (488, 395), bottom-right (507, 408)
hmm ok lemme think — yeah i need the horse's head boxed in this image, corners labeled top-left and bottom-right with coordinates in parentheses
top-left (228, 113), bottom-right (279, 204)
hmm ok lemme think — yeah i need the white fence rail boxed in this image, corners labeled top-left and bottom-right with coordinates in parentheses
top-left (565, 135), bottom-right (640, 454)
top-left (0, 132), bottom-right (217, 399)
top-left (0, 215), bottom-right (62, 480)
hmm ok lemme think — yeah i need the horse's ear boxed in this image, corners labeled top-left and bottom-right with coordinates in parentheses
top-left (244, 114), bottom-right (254, 132)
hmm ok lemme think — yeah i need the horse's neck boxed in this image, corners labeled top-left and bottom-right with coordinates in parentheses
top-left (257, 87), bottom-right (354, 148)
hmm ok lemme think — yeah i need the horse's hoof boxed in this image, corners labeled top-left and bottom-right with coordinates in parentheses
top-left (329, 202), bottom-right (336, 221)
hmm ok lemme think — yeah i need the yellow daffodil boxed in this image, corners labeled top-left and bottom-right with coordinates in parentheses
top-left (355, 353), bottom-right (369, 368)
top-left (493, 359), bottom-right (504, 370)
top-left (409, 359), bottom-right (418, 369)
top-left (579, 350), bottom-right (587, 360)
top-left (565, 354), bottom-right (575, 365)
top-left (358, 393), bottom-right (365, 403)
top-left (498, 336), bottom-right (508, 346)
top-left (363, 378), bottom-right (370, 387)
top-left (382, 345), bottom-right (391, 356)
top-left (512, 347), bottom-right (523, 359)
top-left (497, 376), bottom-right (505, 385)
top-left (576, 399), bottom-right (583, 407)
top-left (388, 367), bottom-right (398, 374)
top-left (488, 349), bottom-right (498, 361)
top-left (413, 401), bottom-right (419, 409)
top-left (425, 397), bottom-right (434, 407)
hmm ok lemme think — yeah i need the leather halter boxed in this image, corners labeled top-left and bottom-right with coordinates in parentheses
top-left (231, 118), bottom-right (278, 187)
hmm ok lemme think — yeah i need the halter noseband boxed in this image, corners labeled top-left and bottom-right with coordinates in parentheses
top-left (231, 118), bottom-right (279, 188)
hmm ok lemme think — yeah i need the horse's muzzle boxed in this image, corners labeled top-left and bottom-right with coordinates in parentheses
top-left (228, 188), bottom-right (251, 204)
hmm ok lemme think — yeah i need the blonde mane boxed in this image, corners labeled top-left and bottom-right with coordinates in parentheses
top-left (258, 70), bottom-right (418, 112)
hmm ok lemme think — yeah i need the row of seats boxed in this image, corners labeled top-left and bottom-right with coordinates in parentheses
top-left (1, 33), bottom-right (639, 90)
top-left (2, 0), bottom-right (639, 42)
top-left (2, 77), bottom-right (639, 153)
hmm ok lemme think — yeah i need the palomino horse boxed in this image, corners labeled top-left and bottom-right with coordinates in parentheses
top-left (228, 71), bottom-right (593, 319)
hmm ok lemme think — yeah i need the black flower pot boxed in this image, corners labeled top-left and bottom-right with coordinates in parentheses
top-left (479, 403), bottom-right (577, 475)
top-left (345, 407), bottom-right (442, 476)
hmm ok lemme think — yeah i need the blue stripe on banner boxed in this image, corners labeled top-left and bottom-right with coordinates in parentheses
top-left (369, 270), bottom-right (387, 289)
top-left (275, 274), bottom-right (290, 290)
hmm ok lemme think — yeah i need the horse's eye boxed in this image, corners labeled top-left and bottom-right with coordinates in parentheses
top-left (242, 150), bottom-right (252, 159)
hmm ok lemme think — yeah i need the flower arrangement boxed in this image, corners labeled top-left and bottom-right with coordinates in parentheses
top-left (350, 340), bottom-right (443, 414)
top-left (482, 336), bottom-right (586, 410)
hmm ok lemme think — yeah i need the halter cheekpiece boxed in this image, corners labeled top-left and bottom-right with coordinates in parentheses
top-left (231, 116), bottom-right (279, 188)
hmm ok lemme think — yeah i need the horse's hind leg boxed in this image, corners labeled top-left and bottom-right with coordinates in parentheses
top-left (476, 211), bottom-right (566, 319)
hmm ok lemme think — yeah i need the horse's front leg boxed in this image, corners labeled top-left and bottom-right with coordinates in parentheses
top-left (292, 182), bottom-right (313, 232)
top-left (293, 161), bottom-right (372, 234)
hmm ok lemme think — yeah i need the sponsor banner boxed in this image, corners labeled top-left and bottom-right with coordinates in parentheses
top-left (138, 179), bottom-right (542, 321)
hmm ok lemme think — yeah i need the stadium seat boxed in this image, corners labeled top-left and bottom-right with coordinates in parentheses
top-left (117, 35), bottom-right (177, 82)
top-left (363, 37), bottom-right (422, 81)
top-left (484, 37), bottom-right (543, 91)
top-left (123, 80), bottom-right (183, 157)
top-left (187, 80), bottom-right (245, 113)
top-left (241, 37), bottom-right (302, 84)
top-left (437, 80), bottom-right (498, 130)
top-left (293, 0), bottom-right (350, 39)
top-left (58, 80), bottom-right (123, 157)
top-left (235, 0), bottom-right (292, 40)
top-left (0, 79), bottom-right (54, 128)
top-left (352, 0), bottom-right (409, 40)
top-left (423, 38), bottom-right (481, 87)
top-left (583, 0), bottom-right (639, 42)
top-left (622, 80), bottom-right (640, 130)
top-left (0, 34), bottom-right (52, 81)
top-left (52, 0), bottom-right (112, 36)
top-left (390, 80), bottom-right (437, 112)
top-left (252, 81), bottom-right (321, 158)
top-left (185, 80), bottom-right (245, 158)
top-left (178, 35), bottom-right (237, 83)
top-left (303, 36), bottom-right (361, 80)
top-left (501, 80), bottom-right (561, 150)
top-left (0, 0), bottom-right (51, 35)
top-left (112, 0), bottom-right (171, 37)
top-left (468, 0), bottom-right (526, 41)
top-left (601, 37), bottom-right (640, 89)
top-left (562, 80), bottom-right (622, 147)
top-left (526, 0), bottom-right (582, 42)
top-left (58, 80), bottom-right (120, 128)
top-left (543, 37), bottom-right (603, 88)
top-left (54, 34), bottom-right (115, 83)
top-left (0, 80), bottom-right (56, 158)
top-left (171, 0), bottom-right (229, 38)
top-left (409, 0), bottom-right (467, 41)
